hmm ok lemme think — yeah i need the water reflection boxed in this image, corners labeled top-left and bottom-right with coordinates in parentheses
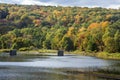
top-left (0, 55), bottom-right (112, 68)
top-left (0, 66), bottom-right (118, 80)
top-left (0, 55), bottom-right (120, 80)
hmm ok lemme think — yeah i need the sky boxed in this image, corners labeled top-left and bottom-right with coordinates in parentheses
top-left (0, 0), bottom-right (120, 9)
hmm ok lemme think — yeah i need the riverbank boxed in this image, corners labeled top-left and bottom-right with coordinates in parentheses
top-left (97, 52), bottom-right (120, 60)
top-left (0, 49), bottom-right (57, 56)
top-left (65, 68), bottom-right (120, 80)
top-left (0, 49), bottom-right (120, 60)
top-left (0, 49), bottom-right (57, 53)
top-left (72, 50), bottom-right (120, 60)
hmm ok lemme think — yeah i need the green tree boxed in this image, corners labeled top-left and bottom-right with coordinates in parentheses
top-left (114, 31), bottom-right (120, 52)
top-left (18, 14), bottom-right (33, 28)
top-left (60, 35), bottom-right (74, 51)
top-left (43, 39), bottom-right (51, 49)
top-left (86, 36), bottom-right (98, 51)
top-left (0, 8), bottom-right (9, 19)
top-left (11, 37), bottom-right (31, 49)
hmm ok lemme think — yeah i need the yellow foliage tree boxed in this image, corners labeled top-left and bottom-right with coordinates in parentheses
top-left (88, 23), bottom-right (100, 30)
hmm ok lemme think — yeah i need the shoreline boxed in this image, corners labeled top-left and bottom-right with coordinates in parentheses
top-left (72, 51), bottom-right (120, 60)
top-left (65, 69), bottom-right (120, 80)
top-left (0, 49), bottom-right (120, 60)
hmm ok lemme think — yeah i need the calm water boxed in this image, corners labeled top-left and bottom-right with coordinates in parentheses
top-left (0, 54), bottom-right (120, 80)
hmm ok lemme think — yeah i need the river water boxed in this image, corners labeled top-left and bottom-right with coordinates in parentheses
top-left (0, 54), bottom-right (120, 80)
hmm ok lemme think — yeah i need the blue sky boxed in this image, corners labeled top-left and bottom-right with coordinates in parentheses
top-left (0, 0), bottom-right (120, 9)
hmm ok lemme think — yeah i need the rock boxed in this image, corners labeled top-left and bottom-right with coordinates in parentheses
top-left (58, 50), bottom-right (64, 56)
top-left (10, 49), bottom-right (17, 56)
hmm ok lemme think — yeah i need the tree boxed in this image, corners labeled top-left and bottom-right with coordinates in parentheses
top-left (86, 36), bottom-right (98, 51)
top-left (60, 35), bottom-right (74, 51)
top-left (0, 8), bottom-right (9, 19)
top-left (102, 20), bottom-right (120, 52)
top-left (0, 4), bottom-right (120, 53)
top-left (11, 37), bottom-right (31, 49)
top-left (18, 14), bottom-right (33, 28)
top-left (75, 27), bottom-right (86, 51)
top-left (43, 39), bottom-right (51, 49)
top-left (114, 31), bottom-right (120, 52)
top-left (0, 34), bottom-right (11, 49)
top-left (103, 37), bottom-right (116, 53)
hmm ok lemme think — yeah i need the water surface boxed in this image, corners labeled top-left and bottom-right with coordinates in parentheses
top-left (0, 54), bottom-right (120, 80)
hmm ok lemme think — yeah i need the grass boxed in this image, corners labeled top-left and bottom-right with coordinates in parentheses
top-left (0, 49), bottom-right (58, 56)
top-left (38, 49), bottom-right (57, 53)
top-left (97, 68), bottom-right (120, 75)
top-left (72, 50), bottom-right (120, 60)
top-left (92, 67), bottom-right (120, 79)
top-left (63, 67), bottom-right (120, 80)
top-left (73, 50), bottom-right (97, 56)
top-left (0, 48), bottom-right (120, 60)
top-left (97, 52), bottom-right (120, 60)
top-left (0, 49), bottom-right (11, 53)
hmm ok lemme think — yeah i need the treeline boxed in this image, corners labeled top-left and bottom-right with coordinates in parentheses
top-left (0, 4), bottom-right (120, 52)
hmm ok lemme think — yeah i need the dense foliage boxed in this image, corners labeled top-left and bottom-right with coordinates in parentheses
top-left (0, 4), bottom-right (120, 52)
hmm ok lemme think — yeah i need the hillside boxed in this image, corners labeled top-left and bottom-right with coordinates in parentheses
top-left (0, 4), bottom-right (120, 53)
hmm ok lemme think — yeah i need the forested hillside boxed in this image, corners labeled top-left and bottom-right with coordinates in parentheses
top-left (0, 4), bottom-right (120, 53)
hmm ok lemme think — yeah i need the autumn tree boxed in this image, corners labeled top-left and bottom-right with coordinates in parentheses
top-left (60, 35), bottom-right (74, 51)
top-left (0, 8), bottom-right (9, 19)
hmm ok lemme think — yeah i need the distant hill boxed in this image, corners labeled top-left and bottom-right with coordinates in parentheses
top-left (0, 4), bottom-right (120, 53)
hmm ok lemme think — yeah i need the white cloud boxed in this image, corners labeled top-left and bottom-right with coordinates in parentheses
top-left (20, 0), bottom-right (56, 6)
top-left (107, 5), bottom-right (120, 9)
top-left (0, 0), bottom-right (120, 9)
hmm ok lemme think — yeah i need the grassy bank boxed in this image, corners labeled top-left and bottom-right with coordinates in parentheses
top-left (0, 49), bottom-right (11, 53)
top-left (0, 49), bottom-right (120, 60)
top-left (73, 50), bottom-right (120, 60)
top-left (0, 49), bottom-right (58, 56)
top-left (64, 67), bottom-right (120, 80)
top-left (17, 49), bottom-right (58, 56)
top-left (97, 52), bottom-right (120, 60)
top-left (0, 49), bottom-right (57, 53)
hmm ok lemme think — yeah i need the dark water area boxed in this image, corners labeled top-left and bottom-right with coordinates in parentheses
top-left (0, 54), bottom-right (120, 80)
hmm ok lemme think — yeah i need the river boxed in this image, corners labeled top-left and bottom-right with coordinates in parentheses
top-left (0, 54), bottom-right (120, 80)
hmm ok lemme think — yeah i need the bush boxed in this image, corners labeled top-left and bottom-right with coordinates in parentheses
top-left (19, 47), bottom-right (30, 51)
top-left (97, 52), bottom-right (120, 59)
top-left (0, 49), bottom-right (10, 53)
